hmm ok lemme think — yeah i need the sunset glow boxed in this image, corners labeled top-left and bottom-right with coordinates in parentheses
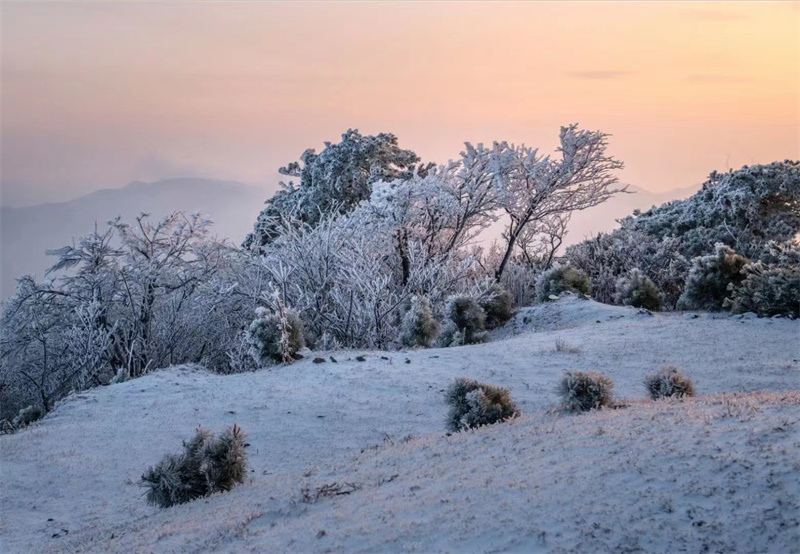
top-left (2, 1), bottom-right (798, 205)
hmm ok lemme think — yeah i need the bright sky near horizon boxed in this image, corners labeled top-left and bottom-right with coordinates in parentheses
top-left (1, 1), bottom-right (798, 206)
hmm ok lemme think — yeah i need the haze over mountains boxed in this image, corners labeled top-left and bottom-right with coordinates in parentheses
top-left (0, 178), bottom-right (697, 299)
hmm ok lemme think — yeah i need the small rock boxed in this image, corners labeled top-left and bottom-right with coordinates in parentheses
top-left (356, 355), bottom-right (367, 362)
top-left (405, 358), bottom-right (411, 364)
top-left (683, 313), bottom-right (699, 319)
top-left (317, 530), bottom-right (326, 539)
top-left (312, 357), bottom-right (326, 364)
top-left (329, 356), bottom-right (338, 363)
top-left (381, 355), bottom-right (390, 360)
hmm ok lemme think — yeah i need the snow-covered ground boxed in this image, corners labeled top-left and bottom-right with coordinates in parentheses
top-left (1, 298), bottom-right (798, 553)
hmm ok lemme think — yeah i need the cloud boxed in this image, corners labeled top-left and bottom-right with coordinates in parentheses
top-left (564, 71), bottom-right (636, 80)
top-left (685, 74), bottom-right (753, 84)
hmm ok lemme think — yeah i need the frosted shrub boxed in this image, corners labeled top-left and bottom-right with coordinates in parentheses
top-left (445, 377), bottom-right (520, 432)
top-left (246, 307), bottom-right (305, 366)
top-left (677, 244), bottom-right (749, 311)
top-left (140, 425), bottom-right (247, 508)
top-left (614, 268), bottom-right (662, 311)
top-left (644, 366), bottom-right (696, 400)
top-left (557, 371), bottom-right (614, 412)
top-left (536, 265), bottom-right (591, 303)
top-left (12, 405), bottom-right (43, 429)
top-left (443, 296), bottom-right (487, 345)
top-left (400, 296), bottom-right (439, 347)
top-left (478, 282), bottom-right (515, 329)
top-left (725, 241), bottom-right (800, 318)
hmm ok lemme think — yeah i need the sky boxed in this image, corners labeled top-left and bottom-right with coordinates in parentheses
top-left (1, 1), bottom-right (798, 207)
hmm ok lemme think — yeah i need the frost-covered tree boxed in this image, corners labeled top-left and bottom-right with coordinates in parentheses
top-left (677, 244), bottom-right (749, 311)
top-left (0, 213), bottom-right (237, 420)
top-left (492, 125), bottom-right (625, 280)
top-left (244, 130), bottom-right (427, 250)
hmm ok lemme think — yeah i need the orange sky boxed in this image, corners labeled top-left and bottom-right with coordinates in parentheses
top-left (2, 1), bottom-right (798, 206)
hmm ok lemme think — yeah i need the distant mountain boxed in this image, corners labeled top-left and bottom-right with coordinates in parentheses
top-left (0, 178), bottom-right (698, 300)
top-left (0, 178), bottom-right (269, 298)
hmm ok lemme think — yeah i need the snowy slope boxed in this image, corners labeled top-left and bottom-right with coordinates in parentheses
top-left (1, 298), bottom-right (798, 553)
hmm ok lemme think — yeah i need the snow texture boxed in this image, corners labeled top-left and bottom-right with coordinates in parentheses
top-left (1, 297), bottom-right (798, 553)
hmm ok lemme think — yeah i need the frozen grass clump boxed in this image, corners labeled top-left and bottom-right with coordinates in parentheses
top-left (478, 282), bottom-right (515, 329)
top-left (644, 366), bottom-right (696, 400)
top-left (400, 296), bottom-right (440, 347)
top-left (246, 307), bottom-right (305, 366)
top-left (536, 265), bottom-right (591, 303)
top-left (442, 296), bottom-right (487, 345)
top-left (11, 405), bottom-right (43, 429)
top-left (445, 377), bottom-right (520, 432)
top-left (557, 371), bottom-right (614, 412)
top-left (140, 424), bottom-right (247, 508)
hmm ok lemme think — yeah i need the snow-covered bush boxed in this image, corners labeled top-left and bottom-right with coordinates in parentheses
top-left (445, 377), bottom-right (519, 432)
top-left (477, 282), bottom-right (515, 329)
top-left (565, 161), bottom-right (800, 309)
top-left (400, 296), bottom-right (439, 347)
top-left (140, 424), bottom-right (247, 508)
top-left (443, 296), bottom-right (487, 345)
top-left (246, 307), bottom-right (305, 366)
top-left (614, 269), bottom-right (662, 311)
top-left (535, 265), bottom-right (591, 303)
top-left (11, 405), bottom-right (44, 430)
top-left (677, 244), bottom-right (749, 311)
top-left (557, 371), bottom-right (615, 412)
top-left (644, 366), bottom-right (696, 400)
top-left (725, 241), bottom-right (800, 318)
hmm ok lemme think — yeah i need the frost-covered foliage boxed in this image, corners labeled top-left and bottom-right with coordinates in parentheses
top-left (0, 213), bottom-right (243, 420)
top-left (445, 377), bottom-right (519, 431)
top-left (644, 366), bottom-right (696, 400)
top-left (400, 296), bottom-right (439, 348)
top-left (477, 282), bottom-right (515, 329)
top-left (614, 269), bottom-right (662, 311)
top-left (620, 161), bottom-right (800, 260)
top-left (677, 244), bottom-right (749, 311)
top-left (11, 405), bottom-right (44, 430)
top-left (565, 231), bottom-right (688, 307)
top-left (443, 296), bottom-right (487, 345)
top-left (244, 130), bottom-right (427, 250)
top-left (557, 371), bottom-right (615, 412)
top-left (535, 265), bottom-right (591, 303)
top-left (725, 241), bottom-right (800, 318)
top-left (492, 124), bottom-right (625, 280)
top-left (246, 306), bottom-right (305, 366)
top-left (140, 424), bottom-right (247, 508)
top-left (566, 161), bottom-right (799, 309)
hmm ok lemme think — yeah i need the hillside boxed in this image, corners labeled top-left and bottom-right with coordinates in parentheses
top-left (1, 297), bottom-right (797, 553)
top-left (0, 180), bottom-right (695, 300)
